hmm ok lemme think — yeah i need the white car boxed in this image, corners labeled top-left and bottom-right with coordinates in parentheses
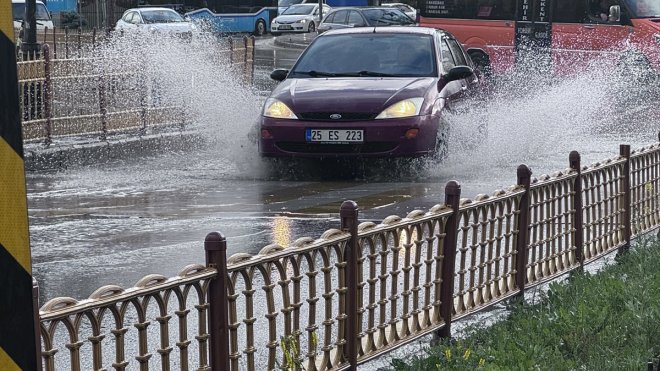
top-left (271, 3), bottom-right (331, 35)
top-left (12, 0), bottom-right (54, 31)
top-left (380, 2), bottom-right (417, 20)
top-left (115, 7), bottom-right (196, 37)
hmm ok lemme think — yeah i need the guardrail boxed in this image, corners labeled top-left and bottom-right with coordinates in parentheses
top-left (17, 35), bottom-right (255, 146)
top-left (37, 132), bottom-right (660, 370)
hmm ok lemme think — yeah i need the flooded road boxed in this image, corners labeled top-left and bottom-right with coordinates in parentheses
top-left (27, 36), bottom-right (660, 305)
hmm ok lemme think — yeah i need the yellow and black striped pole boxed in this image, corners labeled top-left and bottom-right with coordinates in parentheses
top-left (0, 2), bottom-right (38, 370)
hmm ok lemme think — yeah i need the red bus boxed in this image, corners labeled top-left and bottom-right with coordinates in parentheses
top-left (418, 0), bottom-right (660, 76)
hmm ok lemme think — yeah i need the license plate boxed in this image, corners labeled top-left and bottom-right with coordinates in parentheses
top-left (306, 129), bottom-right (363, 143)
top-left (279, 25), bottom-right (292, 30)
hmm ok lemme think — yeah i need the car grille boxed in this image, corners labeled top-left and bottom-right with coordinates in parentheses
top-left (276, 142), bottom-right (397, 154)
top-left (297, 112), bottom-right (375, 121)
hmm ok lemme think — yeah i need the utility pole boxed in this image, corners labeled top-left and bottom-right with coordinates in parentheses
top-left (20, 0), bottom-right (41, 60)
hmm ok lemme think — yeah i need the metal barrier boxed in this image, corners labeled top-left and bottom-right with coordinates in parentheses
top-left (36, 141), bottom-right (660, 368)
top-left (16, 35), bottom-right (255, 146)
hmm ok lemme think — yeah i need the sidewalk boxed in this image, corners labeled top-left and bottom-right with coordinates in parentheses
top-left (272, 32), bottom-right (316, 49)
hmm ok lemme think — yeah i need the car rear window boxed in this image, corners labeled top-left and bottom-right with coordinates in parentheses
top-left (140, 10), bottom-right (185, 23)
top-left (362, 8), bottom-right (415, 25)
top-left (12, 3), bottom-right (51, 21)
top-left (291, 33), bottom-right (437, 77)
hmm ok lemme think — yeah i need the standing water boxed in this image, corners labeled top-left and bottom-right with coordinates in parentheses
top-left (27, 33), bottom-right (659, 369)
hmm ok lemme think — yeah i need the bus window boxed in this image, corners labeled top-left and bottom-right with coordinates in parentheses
top-left (474, 0), bottom-right (515, 20)
top-left (553, 0), bottom-right (588, 22)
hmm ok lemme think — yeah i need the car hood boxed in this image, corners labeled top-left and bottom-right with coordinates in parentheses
top-left (270, 77), bottom-right (436, 113)
top-left (274, 14), bottom-right (313, 22)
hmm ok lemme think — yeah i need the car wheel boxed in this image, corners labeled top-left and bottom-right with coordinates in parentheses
top-left (469, 51), bottom-right (492, 79)
top-left (254, 19), bottom-right (266, 36)
top-left (308, 22), bottom-right (315, 33)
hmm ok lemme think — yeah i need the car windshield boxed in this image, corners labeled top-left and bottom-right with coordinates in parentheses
top-left (362, 8), bottom-right (415, 25)
top-left (291, 33), bottom-right (436, 77)
top-left (279, 0), bottom-right (304, 7)
top-left (140, 10), bottom-right (185, 23)
top-left (623, 0), bottom-right (660, 17)
top-left (282, 4), bottom-right (315, 15)
top-left (12, 3), bottom-right (51, 21)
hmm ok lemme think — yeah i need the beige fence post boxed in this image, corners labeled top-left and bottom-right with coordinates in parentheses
top-left (42, 43), bottom-right (52, 145)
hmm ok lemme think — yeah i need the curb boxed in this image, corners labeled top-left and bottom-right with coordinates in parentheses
top-left (272, 33), bottom-right (316, 49)
top-left (25, 131), bottom-right (204, 171)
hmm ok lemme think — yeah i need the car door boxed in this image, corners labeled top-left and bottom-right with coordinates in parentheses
top-left (437, 36), bottom-right (470, 113)
top-left (324, 9), bottom-right (348, 31)
top-left (446, 37), bottom-right (480, 91)
top-left (346, 10), bottom-right (367, 28)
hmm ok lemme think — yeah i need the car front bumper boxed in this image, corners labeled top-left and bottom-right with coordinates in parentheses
top-left (259, 115), bottom-right (440, 158)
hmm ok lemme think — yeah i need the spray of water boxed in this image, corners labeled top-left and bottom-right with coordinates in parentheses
top-left (433, 53), bottom-right (659, 183)
top-left (59, 34), bottom-right (659, 184)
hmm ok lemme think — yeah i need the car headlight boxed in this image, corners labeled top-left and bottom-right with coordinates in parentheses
top-left (375, 98), bottom-right (424, 119)
top-left (299, 19), bottom-right (307, 23)
top-left (263, 98), bottom-right (298, 119)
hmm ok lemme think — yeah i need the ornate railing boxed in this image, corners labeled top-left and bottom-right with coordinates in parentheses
top-left (38, 132), bottom-right (660, 370)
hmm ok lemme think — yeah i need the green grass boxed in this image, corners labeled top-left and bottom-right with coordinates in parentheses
top-left (392, 238), bottom-right (660, 371)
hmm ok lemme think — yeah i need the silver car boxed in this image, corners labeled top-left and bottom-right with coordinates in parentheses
top-left (115, 7), bottom-right (196, 36)
top-left (271, 3), bottom-right (331, 35)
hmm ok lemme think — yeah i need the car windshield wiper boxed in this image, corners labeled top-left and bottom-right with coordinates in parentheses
top-left (295, 70), bottom-right (338, 77)
top-left (357, 70), bottom-right (395, 77)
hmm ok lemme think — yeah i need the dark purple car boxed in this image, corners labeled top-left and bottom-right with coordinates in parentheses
top-left (259, 27), bottom-right (480, 159)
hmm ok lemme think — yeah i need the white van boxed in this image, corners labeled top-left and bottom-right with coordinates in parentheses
top-left (12, 0), bottom-right (54, 31)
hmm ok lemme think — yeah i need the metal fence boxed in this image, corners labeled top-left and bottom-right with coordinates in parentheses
top-left (36, 136), bottom-right (660, 370)
top-left (16, 35), bottom-right (255, 146)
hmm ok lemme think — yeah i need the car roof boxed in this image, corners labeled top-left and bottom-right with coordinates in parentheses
top-left (322, 26), bottom-right (441, 37)
top-left (129, 7), bottom-right (180, 12)
top-left (12, 0), bottom-right (47, 4)
top-left (326, 6), bottom-right (406, 11)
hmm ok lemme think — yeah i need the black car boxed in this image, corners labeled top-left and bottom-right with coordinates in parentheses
top-left (317, 6), bottom-right (415, 33)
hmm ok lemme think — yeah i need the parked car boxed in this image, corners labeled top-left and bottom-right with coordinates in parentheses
top-left (317, 6), bottom-right (416, 33)
top-left (380, 2), bottom-right (417, 20)
top-left (115, 7), bottom-right (196, 36)
top-left (12, 0), bottom-right (54, 31)
top-left (258, 27), bottom-right (480, 159)
top-left (271, 3), bottom-right (332, 35)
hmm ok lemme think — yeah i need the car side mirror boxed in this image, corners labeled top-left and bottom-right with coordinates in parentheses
top-left (609, 5), bottom-right (620, 22)
top-left (443, 65), bottom-right (474, 83)
top-left (270, 68), bottom-right (289, 81)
